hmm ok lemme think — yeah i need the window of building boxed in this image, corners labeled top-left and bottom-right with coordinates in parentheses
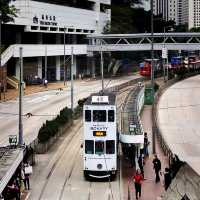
top-left (46, 15), bottom-right (48, 20)
top-left (106, 140), bottom-right (115, 154)
top-left (85, 110), bottom-right (91, 122)
top-left (108, 110), bottom-right (115, 122)
top-left (95, 141), bottom-right (104, 154)
top-left (42, 14), bottom-right (44, 20)
top-left (85, 140), bottom-right (94, 154)
top-left (93, 110), bottom-right (106, 122)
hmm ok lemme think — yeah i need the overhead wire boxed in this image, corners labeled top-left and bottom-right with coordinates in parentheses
top-left (0, 111), bottom-right (57, 117)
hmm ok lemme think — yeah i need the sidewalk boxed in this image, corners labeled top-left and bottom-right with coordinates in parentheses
top-left (122, 105), bottom-right (168, 200)
top-left (0, 81), bottom-right (68, 102)
top-left (0, 78), bottom-right (96, 102)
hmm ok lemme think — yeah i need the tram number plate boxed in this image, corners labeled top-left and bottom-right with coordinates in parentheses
top-left (93, 131), bottom-right (106, 137)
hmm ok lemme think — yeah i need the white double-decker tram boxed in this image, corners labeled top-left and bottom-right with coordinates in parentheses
top-left (83, 92), bottom-right (117, 179)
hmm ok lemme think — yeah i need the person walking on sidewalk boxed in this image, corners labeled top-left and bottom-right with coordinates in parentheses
top-left (153, 154), bottom-right (161, 183)
top-left (143, 132), bottom-right (149, 157)
top-left (133, 169), bottom-right (143, 199)
top-left (138, 154), bottom-right (144, 178)
top-left (164, 167), bottom-right (172, 190)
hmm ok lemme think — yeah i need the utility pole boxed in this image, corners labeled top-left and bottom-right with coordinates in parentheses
top-left (151, 0), bottom-right (156, 154)
top-left (0, 15), bottom-right (2, 101)
top-left (162, 27), bottom-right (167, 82)
top-left (100, 42), bottom-right (104, 93)
top-left (18, 47), bottom-right (23, 146)
top-left (71, 46), bottom-right (74, 113)
top-left (151, 0), bottom-right (154, 87)
top-left (45, 45), bottom-right (47, 80)
top-left (64, 27), bottom-right (66, 86)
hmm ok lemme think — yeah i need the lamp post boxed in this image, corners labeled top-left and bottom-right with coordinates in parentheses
top-left (63, 27), bottom-right (66, 86)
top-left (150, 0), bottom-right (154, 88)
top-left (71, 46), bottom-right (74, 113)
top-left (18, 47), bottom-right (23, 146)
top-left (45, 45), bottom-right (47, 81)
top-left (100, 41), bottom-right (104, 93)
top-left (151, 0), bottom-right (156, 155)
top-left (0, 13), bottom-right (2, 101)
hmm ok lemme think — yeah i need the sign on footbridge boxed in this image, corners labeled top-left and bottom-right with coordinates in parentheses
top-left (87, 32), bottom-right (200, 52)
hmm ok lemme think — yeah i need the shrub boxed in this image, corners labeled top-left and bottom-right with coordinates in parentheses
top-left (38, 124), bottom-right (50, 143)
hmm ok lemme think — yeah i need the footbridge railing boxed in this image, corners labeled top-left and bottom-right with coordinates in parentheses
top-left (87, 32), bottom-right (200, 52)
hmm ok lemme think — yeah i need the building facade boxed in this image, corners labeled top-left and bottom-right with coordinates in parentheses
top-left (153, 0), bottom-right (179, 24)
top-left (153, 0), bottom-right (200, 29)
top-left (1, 0), bottom-right (111, 86)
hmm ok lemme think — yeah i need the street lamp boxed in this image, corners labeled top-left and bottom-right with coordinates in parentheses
top-left (150, 0), bottom-right (156, 155)
top-left (71, 46), bottom-right (74, 113)
top-left (63, 27), bottom-right (66, 86)
top-left (0, 12), bottom-right (2, 101)
top-left (100, 41), bottom-right (104, 93)
top-left (18, 47), bottom-right (23, 146)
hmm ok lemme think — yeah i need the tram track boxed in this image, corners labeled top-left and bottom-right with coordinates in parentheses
top-left (38, 122), bottom-right (83, 200)
top-left (58, 136), bottom-right (82, 200)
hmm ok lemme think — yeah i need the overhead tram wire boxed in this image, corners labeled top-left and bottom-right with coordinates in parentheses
top-left (0, 112), bottom-right (57, 117)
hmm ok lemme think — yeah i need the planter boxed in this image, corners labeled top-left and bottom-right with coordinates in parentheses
top-left (35, 120), bottom-right (72, 154)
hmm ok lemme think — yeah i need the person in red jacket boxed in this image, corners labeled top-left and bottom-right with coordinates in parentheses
top-left (133, 169), bottom-right (143, 199)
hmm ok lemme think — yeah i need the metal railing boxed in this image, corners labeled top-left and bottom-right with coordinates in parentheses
top-left (121, 84), bottom-right (144, 136)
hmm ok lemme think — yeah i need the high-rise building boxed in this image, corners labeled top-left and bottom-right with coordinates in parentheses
top-left (153, 0), bottom-right (200, 29)
top-left (1, 0), bottom-right (111, 87)
top-left (187, 0), bottom-right (200, 29)
top-left (153, 0), bottom-right (179, 24)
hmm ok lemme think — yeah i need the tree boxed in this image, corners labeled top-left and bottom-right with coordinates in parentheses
top-left (189, 27), bottom-right (200, 32)
top-left (0, 0), bottom-right (17, 23)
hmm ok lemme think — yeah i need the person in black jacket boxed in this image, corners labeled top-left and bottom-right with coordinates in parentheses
top-left (164, 167), bottom-right (172, 190)
top-left (152, 154), bottom-right (161, 183)
top-left (138, 154), bottom-right (144, 178)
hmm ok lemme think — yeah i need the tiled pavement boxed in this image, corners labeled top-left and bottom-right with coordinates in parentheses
top-left (122, 105), bottom-right (169, 200)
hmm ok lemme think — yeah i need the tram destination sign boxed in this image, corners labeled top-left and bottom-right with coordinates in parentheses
top-left (92, 96), bottom-right (109, 104)
top-left (93, 131), bottom-right (106, 137)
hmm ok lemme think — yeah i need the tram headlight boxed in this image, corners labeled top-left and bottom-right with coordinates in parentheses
top-left (97, 164), bottom-right (103, 169)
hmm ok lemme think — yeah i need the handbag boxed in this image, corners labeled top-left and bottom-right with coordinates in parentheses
top-left (25, 165), bottom-right (33, 175)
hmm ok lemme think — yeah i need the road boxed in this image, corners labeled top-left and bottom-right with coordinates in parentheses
top-left (0, 75), bottom-right (140, 147)
top-left (157, 75), bottom-right (200, 176)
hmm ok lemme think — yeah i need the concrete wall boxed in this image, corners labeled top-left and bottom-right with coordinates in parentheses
top-left (163, 163), bottom-right (200, 200)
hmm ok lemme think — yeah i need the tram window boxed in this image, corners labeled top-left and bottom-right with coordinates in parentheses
top-left (85, 140), bottom-right (94, 154)
top-left (93, 110), bottom-right (106, 122)
top-left (85, 110), bottom-right (91, 122)
top-left (106, 140), bottom-right (115, 154)
top-left (108, 110), bottom-right (115, 122)
top-left (95, 141), bottom-right (104, 154)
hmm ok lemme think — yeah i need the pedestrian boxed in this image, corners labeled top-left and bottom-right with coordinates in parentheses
top-left (24, 163), bottom-right (31, 190)
top-left (129, 144), bottom-right (136, 168)
top-left (152, 154), bottom-right (161, 183)
top-left (143, 132), bottom-right (149, 157)
top-left (138, 154), bottom-right (144, 178)
top-left (164, 167), bottom-right (172, 190)
top-left (133, 169), bottom-right (143, 199)
top-left (7, 180), bottom-right (20, 200)
top-left (43, 79), bottom-right (48, 88)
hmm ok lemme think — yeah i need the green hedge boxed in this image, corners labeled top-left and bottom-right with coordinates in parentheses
top-left (38, 98), bottom-right (87, 144)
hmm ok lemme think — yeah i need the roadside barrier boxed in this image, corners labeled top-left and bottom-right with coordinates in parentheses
top-left (152, 71), bottom-right (200, 165)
